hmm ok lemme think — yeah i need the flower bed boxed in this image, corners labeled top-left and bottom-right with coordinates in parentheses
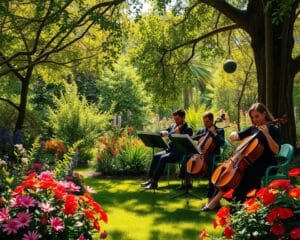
top-left (0, 170), bottom-right (108, 240)
top-left (200, 168), bottom-right (300, 239)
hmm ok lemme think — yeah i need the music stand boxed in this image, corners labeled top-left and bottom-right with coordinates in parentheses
top-left (137, 131), bottom-right (169, 157)
top-left (168, 134), bottom-right (201, 204)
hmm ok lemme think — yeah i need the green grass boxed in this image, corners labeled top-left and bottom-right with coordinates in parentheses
top-left (76, 168), bottom-right (222, 240)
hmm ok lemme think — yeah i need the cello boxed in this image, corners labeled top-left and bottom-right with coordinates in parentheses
top-left (186, 114), bottom-right (225, 175)
top-left (211, 114), bottom-right (288, 193)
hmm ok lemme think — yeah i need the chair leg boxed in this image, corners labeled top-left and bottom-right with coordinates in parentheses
top-left (167, 164), bottom-right (170, 185)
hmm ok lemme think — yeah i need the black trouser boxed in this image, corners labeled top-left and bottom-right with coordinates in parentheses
top-left (149, 150), bottom-right (182, 182)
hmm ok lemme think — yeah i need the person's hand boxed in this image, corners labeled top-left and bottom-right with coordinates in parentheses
top-left (208, 126), bottom-right (217, 136)
top-left (160, 130), bottom-right (169, 137)
top-left (230, 131), bottom-right (239, 141)
top-left (257, 124), bottom-right (269, 137)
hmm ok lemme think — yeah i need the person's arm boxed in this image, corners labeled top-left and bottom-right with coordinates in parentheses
top-left (258, 125), bottom-right (280, 154)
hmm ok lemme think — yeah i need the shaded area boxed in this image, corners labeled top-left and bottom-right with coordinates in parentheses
top-left (82, 176), bottom-right (223, 240)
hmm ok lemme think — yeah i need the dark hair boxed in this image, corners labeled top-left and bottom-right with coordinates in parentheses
top-left (203, 112), bottom-right (214, 121)
top-left (173, 109), bottom-right (186, 118)
top-left (248, 102), bottom-right (274, 123)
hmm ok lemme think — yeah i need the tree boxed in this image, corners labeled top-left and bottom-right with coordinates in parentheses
top-left (0, 0), bottom-right (124, 137)
top-left (128, 12), bottom-right (218, 110)
top-left (151, 0), bottom-right (300, 145)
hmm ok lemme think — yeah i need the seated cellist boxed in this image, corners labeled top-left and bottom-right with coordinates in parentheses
top-left (178, 112), bottom-right (225, 208)
top-left (201, 102), bottom-right (281, 211)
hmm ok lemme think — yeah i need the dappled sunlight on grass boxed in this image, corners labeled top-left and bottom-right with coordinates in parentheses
top-left (80, 176), bottom-right (223, 240)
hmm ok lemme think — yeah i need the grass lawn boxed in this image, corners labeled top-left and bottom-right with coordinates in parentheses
top-left (76, 168), bottom-right (223, 240)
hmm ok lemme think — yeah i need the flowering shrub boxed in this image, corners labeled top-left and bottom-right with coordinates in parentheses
top-left (0, 171), bottom-right (108, 240)
top-left (44, 139), bottom-right (67, 159)
top-left (201, 168), bottom-right (300, 239)
top-left (96, 128), bottom-right (151, 175)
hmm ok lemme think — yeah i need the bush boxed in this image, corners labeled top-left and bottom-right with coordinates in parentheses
top-left (95, 128), bottom-right (151, 175)
top-left (47, 83), bottom-right (111, 164)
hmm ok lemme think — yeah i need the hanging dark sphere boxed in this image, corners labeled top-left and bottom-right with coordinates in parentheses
top-left (223, 59), bottom-right (237, 73)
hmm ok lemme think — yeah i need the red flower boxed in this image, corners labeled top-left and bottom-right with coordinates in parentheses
top-left (84, 209), bottom-right (95, 220)
top-left (216, 206), bottom-right (230, 219)
top-left (278, 207), bottom-right (293, 220)
top-left (243, 198), bottom-right (260, 213)
top-left (63, 194), bottom-right (78, 215)
top-left (223, 189), bottom-right (234, 199)
top-left (288, 188), bottom-right (300, 198)
top-left (53, 185), bottom-right (66, 199)
top-left (199, 229), bottom-right (209, 239)
top-left (266, 207), bottom-right (293, 223)
top-left (100, 230), bottom-right (108, 239)
top-left (268, 179), bottom-right (291, 190)
top-left (97, 157), bottom-right (102, 162)
top-left (290, 227), bottom-right (300, 239)
top-left (127, 127), bottom-right (133, 134)
top-left (289, 168), bottom-right (300, 177)
top-left (213, 219), bottom-right (218, 229)
top-left (224, 226), bottom-right (234, 239)
top-left (111, 150), bottom-right (117, 156)
top-left (270, 223), bottom-right (285, 236)
top-left (93, 219), bottom-right (100, 231)
top-left (256, 187), bottom-right (276, 205)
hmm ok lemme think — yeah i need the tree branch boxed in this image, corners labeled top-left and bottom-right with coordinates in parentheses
top-left (198, 0), bottom-right (249, 30)
top-left (174, 2), bottom-right (201, 26)
top-left (164, 24), bottom-right (240, 52)
top-left (0, 0), bottom-right (124, 67)
top-left (0, 97), bottom-right (20, 111)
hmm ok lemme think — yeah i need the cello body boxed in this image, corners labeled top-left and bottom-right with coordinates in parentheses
top-left (211, 136), bottom-right (264, 192)
top-left (186, 133), bottom-right (216, 175)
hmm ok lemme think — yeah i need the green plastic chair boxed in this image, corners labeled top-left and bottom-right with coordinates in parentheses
top-left (262, 143), bottom-right (294, 186)
top-left (213, 139), bottom-right (229, 167)
top-left (166, 155), bottom-right (185, 185)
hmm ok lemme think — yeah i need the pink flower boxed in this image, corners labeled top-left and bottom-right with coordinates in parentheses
top-left (10, 196), bottom-right (23, 207)
top-left (22, 230), bottom-right (40, 240)
top-left (38, 171), bottom-right (54, 180)
top-left (20, 196), bottom-right (36, 208)
top-left (84, 185), bottom-right (96, 194)
top-left (2, 219), bottom-right (20, 235)
top-left (49, 217), bottom-right (64, 231)
top-left (77, 234), bottom-right (87, 240)
top-left (33, 163), bottom-right (42, 169)
top-left (16, 212), bottom-right (31, 228)
top-left (59, 181), bottom-right (80, 192)
top-left (38, 202), bottom-right (55, 212)
top-left (0, 208), bottom-right (9, 222)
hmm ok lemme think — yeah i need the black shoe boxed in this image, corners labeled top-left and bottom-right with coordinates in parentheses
top-left (176, 184), bottom-right (192, 190)
top-left (144, 182), bottom-right (158, 190)
top-left (141, 179), bottom-right (152, 187)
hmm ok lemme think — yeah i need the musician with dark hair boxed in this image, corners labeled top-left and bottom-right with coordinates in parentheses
top-left (141, 109), bottom-right (193, 190)
top-left (178, 112), bottom-right (225, 205)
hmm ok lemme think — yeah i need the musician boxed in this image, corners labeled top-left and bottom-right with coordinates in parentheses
top-left (141, 109), bottom-right (193, 190)
top-left (178, 112), bottom-right (225, 204)
top-left (202, 103), bottom-right (281, 211)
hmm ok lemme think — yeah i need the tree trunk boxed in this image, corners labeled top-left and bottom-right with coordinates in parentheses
top-left (249, 2), bottom-right (297, 145)
top-left (14, 71), bottom-right (32, 143)
top-left (183, 88), bottom-right (190, 109)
